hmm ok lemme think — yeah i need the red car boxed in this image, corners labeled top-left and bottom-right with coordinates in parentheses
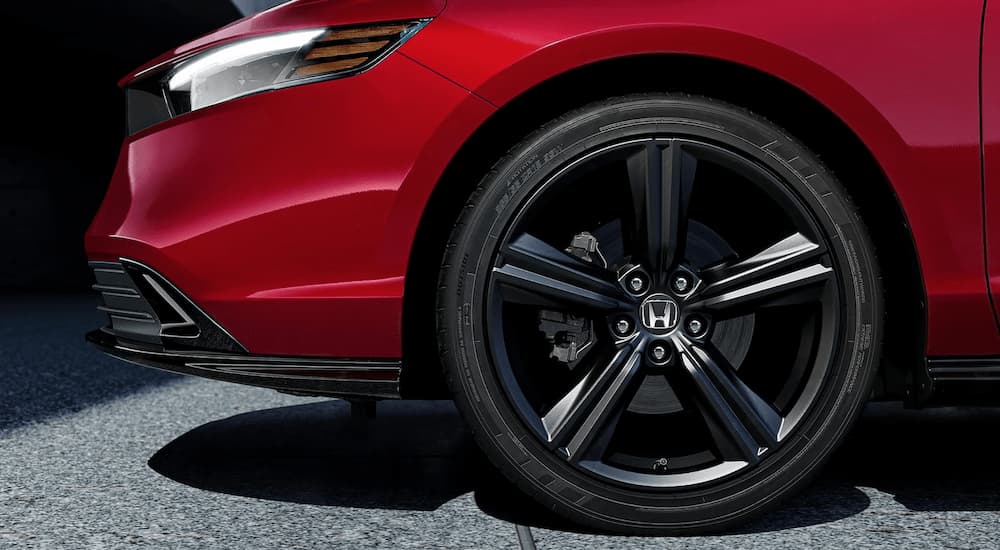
top-left (86, 0), bottom-right (1000, 534)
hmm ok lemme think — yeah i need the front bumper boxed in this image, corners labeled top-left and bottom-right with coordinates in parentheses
top-left (85, 52), bottom-right (493, 359)
top-left (87, 259), bottom-right (401, 399)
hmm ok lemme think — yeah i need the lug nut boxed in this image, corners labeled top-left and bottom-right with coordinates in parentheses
top-left (672, 274), bottom-right (692, 294)
top-left (649, 341), bottom-right (672, 364)
top-left (651, 345), bottom-right (667, 361)
top-left (629, 276), bottom-right (647, 293)
top-left (621, 267), bottom-right (651, 295)
top-left (686, 316), bottom-right (707, 337)
top-left (613, 317), bottom-right (633, 336)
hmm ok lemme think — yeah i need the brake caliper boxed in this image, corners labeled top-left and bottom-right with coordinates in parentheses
top-left (565, 231), bottom-right (601, 264)
top-left (538, 310), bottom-right (592, 365)
top-left (537, 231), bottom-right (603, 367)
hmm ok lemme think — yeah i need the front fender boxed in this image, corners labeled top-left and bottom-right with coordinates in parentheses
top-left (401, 0), bottom-right (997, 355)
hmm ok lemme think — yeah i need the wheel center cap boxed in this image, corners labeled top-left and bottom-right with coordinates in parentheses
top-left (639, 293), bottom-right (680, 334)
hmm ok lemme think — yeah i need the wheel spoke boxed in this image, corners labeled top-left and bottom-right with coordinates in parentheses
top-left (481, 133), bottom-right (845, 489)
top-left (627, 141), bottom-right (697, 272)
top-left (676, 338), bottom-right (782, 464)
top-left (691, 234), bottom-right (831, 317)
top-left (494, 233), bottom-right (629, 312)
top-left (702, 233), bottom-right (823, 293)
top-left (544, 344), bottom-right (644, 462)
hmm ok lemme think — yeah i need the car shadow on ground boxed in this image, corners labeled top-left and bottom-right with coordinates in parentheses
top-left (147, 400), bottom-right (1000, 534)
top-left (823, 404), bottom-right (1000, 514)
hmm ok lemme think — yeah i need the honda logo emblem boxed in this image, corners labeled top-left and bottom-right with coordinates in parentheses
top-left (640, 294), bottom-right (679, 333)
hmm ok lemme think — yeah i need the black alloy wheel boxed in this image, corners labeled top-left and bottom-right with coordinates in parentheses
top-left (438, 95), bottom-right (881, 534)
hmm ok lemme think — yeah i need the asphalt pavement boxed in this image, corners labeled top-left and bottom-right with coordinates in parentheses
top-left (1, 293), bottom-right (999, 549)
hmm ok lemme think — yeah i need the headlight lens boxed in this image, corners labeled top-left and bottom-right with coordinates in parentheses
top-left (167, 29), bottom-right (326, 113)
top-left (126, 20), bottom-right (428, 134)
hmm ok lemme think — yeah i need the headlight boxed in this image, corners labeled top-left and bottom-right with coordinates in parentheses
top-left (126, 20), bottom-right (429, 134)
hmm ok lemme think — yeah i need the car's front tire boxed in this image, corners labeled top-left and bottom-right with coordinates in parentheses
top-left (437, 94), bottom-right (881, 534)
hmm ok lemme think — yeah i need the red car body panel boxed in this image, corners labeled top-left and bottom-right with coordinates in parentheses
top-left (88, 0), bottom-right (1000, 360)
top-left (982, 1), bottom-right (1000, 334)
top-left (89, 53), bottom-right (494, 357)
top-left (403, 0), bottom-right (1000, 355)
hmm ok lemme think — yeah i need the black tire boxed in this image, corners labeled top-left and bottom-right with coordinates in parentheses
top-left (437, 94), bottom-right (881, 534)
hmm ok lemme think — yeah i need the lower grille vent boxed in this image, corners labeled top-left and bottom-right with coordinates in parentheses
top-left (89, 260), bottom-right (245, 353)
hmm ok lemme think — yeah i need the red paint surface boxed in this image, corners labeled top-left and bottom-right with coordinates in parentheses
top-left (982, 1), bottom-right (1000, 344)
top-left (90, 53), bottom-right (494, 357)
top-left (90, 0), bottom-right (1000, 358)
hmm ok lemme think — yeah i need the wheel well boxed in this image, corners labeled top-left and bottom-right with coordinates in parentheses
top-left (400, 54), bottom-right (925, 401)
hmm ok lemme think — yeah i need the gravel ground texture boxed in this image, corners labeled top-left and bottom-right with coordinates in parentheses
top-left (1, 293), bottom-right (999, 549)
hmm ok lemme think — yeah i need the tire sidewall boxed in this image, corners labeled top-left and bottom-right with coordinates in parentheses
top-left (439, 96), bottom-right (880, 532)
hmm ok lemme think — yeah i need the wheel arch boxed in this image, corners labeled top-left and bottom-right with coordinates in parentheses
top-left (400, 53), bottom-right (927, 402)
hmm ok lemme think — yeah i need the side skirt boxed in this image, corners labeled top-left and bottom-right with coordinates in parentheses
top-left (925, 357), bottom-right (1000, 405)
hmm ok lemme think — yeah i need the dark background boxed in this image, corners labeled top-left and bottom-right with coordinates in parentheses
top-left (0, 1), bottom-right (285, 290)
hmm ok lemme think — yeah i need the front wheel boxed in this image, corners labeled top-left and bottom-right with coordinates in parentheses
top-left (437, 94), bottom-right (881, 534)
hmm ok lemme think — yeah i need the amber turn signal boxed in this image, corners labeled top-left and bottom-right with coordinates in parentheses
top-left (292, 22), bottom-right (421, 80)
